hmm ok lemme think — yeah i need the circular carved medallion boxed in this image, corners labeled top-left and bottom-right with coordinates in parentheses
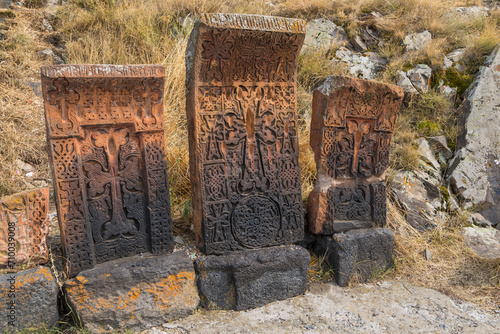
top-left (231, 195), bottom-right (280, 248)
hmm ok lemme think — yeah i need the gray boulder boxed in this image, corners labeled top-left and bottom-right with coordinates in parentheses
top-left (391, 169), bottom-right (443, 230)
top-left (397, 70), bottom-right (418, 95)
top-left (448, 45), bottom-right (500, 226)
top-left (0, 266), bottom-right (59, 332)
top-left (64, 252), bottom-right (199, 333)
top-left (427, 135), bottom-right (453, 165)
top-left (302, 18), bottom-right (348, 53)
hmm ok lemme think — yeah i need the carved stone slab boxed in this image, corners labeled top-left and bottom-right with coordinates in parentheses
top-left (42, 65), bottom-right (173, 277)
top-left (186, 14), bottom-right (306, 254)
top-left (0, 188), bottom-right (49, 268)
top-left (308, 76), bottom-right (403, 234)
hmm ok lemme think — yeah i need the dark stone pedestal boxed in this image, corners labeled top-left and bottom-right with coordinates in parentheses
top-left (63, 252), bottom-right (199, 333)
top-left (314, 228), bottom-right (395, 287)
top-left (0, 266), bottom-right (59, 332)
top-left (195, 245), bottom-right (310, 311)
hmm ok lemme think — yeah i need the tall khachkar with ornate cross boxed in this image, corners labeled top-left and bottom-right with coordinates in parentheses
top-left (42, 65), bottom-right (174, 277)
top-left (186, 14), bottom-right (306, 254)
top-left (308, 76), bottom-right (404, 234)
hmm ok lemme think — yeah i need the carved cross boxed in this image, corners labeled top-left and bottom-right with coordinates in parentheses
top-left (225, 86), bottom-right (277, 195)
top-left (47, 78), bottom-right (80, 132)
top-left (133, 78), bottom-right (162, 128)
top-left (84, 129), bottom-right (142, 240)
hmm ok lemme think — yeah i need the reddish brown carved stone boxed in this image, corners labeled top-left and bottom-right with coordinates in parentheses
top-left (0, 188), bottom-right (50, 269)
top-left (41, 65), bottom-right (173, 277)
top-left (186, 14), bottom-right (306, 254)
top-left (308, 76), bottom-right (403, 234)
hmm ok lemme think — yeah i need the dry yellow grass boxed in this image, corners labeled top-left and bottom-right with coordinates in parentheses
top-left (0, 7), bottom-right (54, 196)
top-left (386, 201), bottom-right (500, 311)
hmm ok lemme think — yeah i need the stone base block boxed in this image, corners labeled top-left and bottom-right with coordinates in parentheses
top-left (63, 252), bottom-right (199, 333)
top-left (0, 266), bottom-right (59, 332)
top-left (195, 245), bottom-right (310, 311)
top-left (314, 228), bottom-right (394, 287)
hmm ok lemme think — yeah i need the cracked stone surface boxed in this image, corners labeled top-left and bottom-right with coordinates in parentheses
top-left (448, 44), bottom-right (500, 225)
top-left (144, 280), bottom-right (500, 334)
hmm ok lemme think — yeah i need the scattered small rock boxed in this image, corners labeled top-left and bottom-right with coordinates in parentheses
top-left (426, 135), bottom-right (453, 165)
top-left (349, 35), bottom-right (368, 52)
top-left (391, 169), bottom-right (442, 231)
top-left (42, 18), bottom-right (53, 32)
top-left (451, 6), bottom-right (489, 18)
top-left (15, 159), bottom-right (34, 172)
top-left (464, 226), bottom-right (500, 259)
top-left (407, 64), bottom-right (432, 93)
top-left (437, 82), bottom-right (457, 103)
top-left (416, 137), bottom-right (441, 171)
top-left (1, 0), bottom-right (12, 9)
top-left (423, 249), bottom-right (433, 261)
top-left (37, 48), bottom-right (64, 64)
top-left (174, 235), bottom-right (184, 245)
top-left (27, 81), bottom-right (42, 97)
top-left (302, 18), bottom-right (348, 53)
top-left (403, 31), bottom-right (432, 52)
top-left (335, 47), bottom-right (386, 80)
top-left (396, 70), bottom-right (418, 95)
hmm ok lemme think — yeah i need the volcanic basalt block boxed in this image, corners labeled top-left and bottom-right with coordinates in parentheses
top-left (41, 65), bottom-right (174, 278)
top-left (63, 252), bottom-right (199, 333)
top-left (186, 13), bottom-right (306, 254)
top-left (195, 245), bottom-right (310, 310)
top-left (313, 228), bottom-right (395, 287)
top-left (308, 76), bottom-right (404, 234)
top-left (0, 188), bottom-right (50, 269)
top-left (0, 266), bottom-right (59, 332)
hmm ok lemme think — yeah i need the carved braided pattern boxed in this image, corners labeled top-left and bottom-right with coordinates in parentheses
top-left (142, 132), bottom-right (174, 254)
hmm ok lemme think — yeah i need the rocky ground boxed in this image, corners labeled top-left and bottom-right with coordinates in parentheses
top-left (146, 280), bottom-right (500, 334)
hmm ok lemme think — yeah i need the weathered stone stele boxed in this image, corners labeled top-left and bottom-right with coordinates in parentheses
top-left (41, 65), bottom-right (174, 277)
top-left (0, 188), bottom-right (50, 268)
top-left (186, 14), bottom-right (306, 253)
top-left (308, 76), bottom-right (403, 234)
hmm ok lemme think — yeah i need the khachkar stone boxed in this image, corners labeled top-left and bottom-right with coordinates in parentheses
top-left (0, 188), bottom-right (50, 268)
top-left (41, 65), bottom-right (174, 277)
top-left (186, 13), bottom-right (306, 253)
top-left (308, 76), bottom-right (404, 234)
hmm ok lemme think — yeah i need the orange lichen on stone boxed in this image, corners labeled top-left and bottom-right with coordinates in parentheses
top-left (0, 266), bottom-right (59, 331)
top-left (66, 271), bottom-right (198, 316)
